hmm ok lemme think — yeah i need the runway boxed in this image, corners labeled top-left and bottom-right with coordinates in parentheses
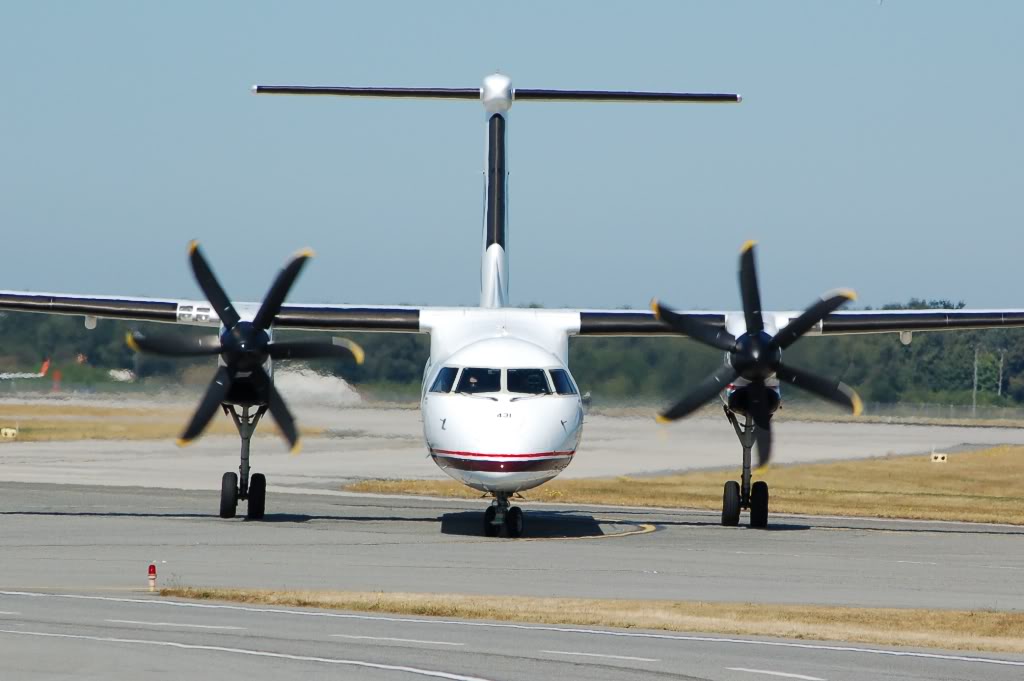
top-left (2, 409), bottom-right (1024, 678)
top-left (2, 589), bottom-right (1023, 681)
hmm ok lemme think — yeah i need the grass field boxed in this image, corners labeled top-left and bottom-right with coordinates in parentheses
top-left (347, 445), bottom-right (1024, 524)
top-left (0, 402), bottom-right (318, 441)
top-left (161, 587), bottom-right (1024, 654)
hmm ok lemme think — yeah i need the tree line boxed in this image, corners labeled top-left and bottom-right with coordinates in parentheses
top-left (0, 299), bottom-right (1022, 405)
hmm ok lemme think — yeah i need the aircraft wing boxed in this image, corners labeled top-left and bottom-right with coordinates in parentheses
top-left (0, 291), bottom-right (424, 332)
top-left (574, 308), bottom-right (1024, 337)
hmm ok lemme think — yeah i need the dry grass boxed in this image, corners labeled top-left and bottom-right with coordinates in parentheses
top-left (0, 403), bottom-right (320, 442)
top-left (161, 587), bottom-right (1024, 654)
top-left (347, 445), bottom-right (1024, 525)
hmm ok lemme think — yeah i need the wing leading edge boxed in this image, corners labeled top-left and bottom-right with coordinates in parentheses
top-left (576, 309), bottom-right (1024, 337)
top-left (0, 291), bottom-right (423, 332)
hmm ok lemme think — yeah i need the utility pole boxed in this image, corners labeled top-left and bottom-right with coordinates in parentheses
top-left (972, 346), bottom-right (979, 417)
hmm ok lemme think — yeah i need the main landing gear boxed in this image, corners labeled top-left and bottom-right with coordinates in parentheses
top-left (219, 405), bottom-right (268, 520)
top-left (722, 406), bottom-right (770, 529)
top-left (484, 492), bottom-right (523, 538)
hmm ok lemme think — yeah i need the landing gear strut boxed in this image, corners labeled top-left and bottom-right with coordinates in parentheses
top-left (484, 493), bottom-right (523, 538)
top-left (219, 404), bottom-right (268, 520)
top-left (723, 406), bottom-right (769, 528)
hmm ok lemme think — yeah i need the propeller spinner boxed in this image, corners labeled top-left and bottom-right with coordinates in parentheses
top-left (127, 241), bottom-right (363, 452)
top-left (652, 241), bottom-right (863, 466)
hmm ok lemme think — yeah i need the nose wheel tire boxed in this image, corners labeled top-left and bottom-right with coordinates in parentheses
top-left (505, 506), bottom-right (524, 538)
top-left (247, 473), bottom-right (266, 520)
top-left (750, 480), bottom-right (769, 528)
top-left (220, 472), bottom-right (238, 519)
top-left (483, 506), bottom-right (498, 537)
top-left (722, 480), bottom-right (741, 526)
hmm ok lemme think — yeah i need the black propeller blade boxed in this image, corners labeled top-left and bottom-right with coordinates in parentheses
top-left (128, 243), bottom-right (364, 450)
top-left (655, 242), bottom-right (863, 467)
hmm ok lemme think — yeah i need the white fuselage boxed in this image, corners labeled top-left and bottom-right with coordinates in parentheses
top-left (420, 330), bottom-right (584, 493)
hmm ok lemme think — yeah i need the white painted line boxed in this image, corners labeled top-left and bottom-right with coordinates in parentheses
top-left (332, 634), bottom-right (463, 646)
top-left (106, 619), bottom-right (246, 631)
top-left (896, 560), bottom-right (938, 566)
top-left (727, 667), bottom-right (825, 681)
top-left (0, 629), bottom-right (495, 681)
top-left (4, 592), bottom-right (1023, 669)
top-left (0, 611), bottom-right (20, 616)
top-left (543, 650), bottom-right (658, 662)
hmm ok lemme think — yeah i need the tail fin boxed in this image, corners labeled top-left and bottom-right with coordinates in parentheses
top-left (253, 76), bottom-right (740, 308)
top-left (39, 359), bottom-right (51, 377)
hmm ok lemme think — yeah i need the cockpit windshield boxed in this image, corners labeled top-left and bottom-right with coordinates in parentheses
top-left (456, 367), bottom-right (501, 394)
top-left (507, 368), bottom-right (551, 395)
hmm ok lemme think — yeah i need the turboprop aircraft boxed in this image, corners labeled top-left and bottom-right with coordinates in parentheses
top-left (2, 74), bottom-right (1024, 536)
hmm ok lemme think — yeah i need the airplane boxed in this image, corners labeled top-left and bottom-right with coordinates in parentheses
top-left (0, 358), bottom-right (50, 380)
top-left (2, 73), bottom-right (1024, 536)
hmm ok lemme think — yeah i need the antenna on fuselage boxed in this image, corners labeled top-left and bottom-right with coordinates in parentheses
top-left (252, 76), bottom-right (741, 309)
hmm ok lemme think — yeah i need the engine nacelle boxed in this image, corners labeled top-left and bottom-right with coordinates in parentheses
top-left (726, 384), bottom-right (781, 419)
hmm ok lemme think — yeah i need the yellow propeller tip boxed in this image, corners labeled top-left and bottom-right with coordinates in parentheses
top-left (125, 333), bottom-right (140, 353)
top-left (655, 414), bottom-right (672, 425)
top-left (851, 393), bottom-right (864, 417)
top-left (334, 337), bottom-right (366, 365)
top-left (838, 288), bottom-right (858, 301)
top-left (649, 298), bottom-right (661, 318)
top-left (290, 440), bottom-right (303, 456)
top-left (296, 247), bottom-right (316, 259)
top-left (175, 437), bottom-right (192, 448)
top-left (740, 240), bottom-right (757, 253)
top-left (187, 240), bottom-right (200, 254)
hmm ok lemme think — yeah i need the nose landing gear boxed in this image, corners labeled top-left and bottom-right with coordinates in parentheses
top-left (484, 492), bottom-right (523, 538)
top-left (723, 406), bottom-right (770, 529)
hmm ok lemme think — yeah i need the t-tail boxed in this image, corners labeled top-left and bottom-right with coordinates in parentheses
top-left (253, 75), bottom-right (741, 309)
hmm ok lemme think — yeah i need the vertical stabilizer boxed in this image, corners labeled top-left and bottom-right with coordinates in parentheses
top-left (480, 74), bottom-right (512, 308)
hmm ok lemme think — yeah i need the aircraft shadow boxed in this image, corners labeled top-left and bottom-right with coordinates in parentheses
top-left (440, 509), bottom-right (608, 538)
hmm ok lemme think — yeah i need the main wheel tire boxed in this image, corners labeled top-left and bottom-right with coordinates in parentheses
top-left (505, 506), bottom-right (524, 539)
top-left (722, 480), bottom-right (741, 526)
top-left (220, 472), bottom-right (238, 519)
top-left (247, 473), bottom-right (266, 520)
top-left (750, 480), bottom-right (769, 528)
top-left (483, 506), bottom-right (498, 537)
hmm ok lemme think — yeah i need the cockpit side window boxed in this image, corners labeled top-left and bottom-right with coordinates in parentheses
top-left (429, 367), bottom-right (459, 393)
top-left (456, 367), bottom-right (501, 393)
top-left (507, 368), bottom-right (551, 395)
top-left (549, 369), bottom-right (578, 395)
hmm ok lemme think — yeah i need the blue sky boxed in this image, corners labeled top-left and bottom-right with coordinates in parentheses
top-left (1, 1), bottom-right (1021, 310)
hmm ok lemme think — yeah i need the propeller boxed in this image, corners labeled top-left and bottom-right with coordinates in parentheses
top-left (652, 241), bottom-right (863, 467)
top-left (127, 241), bottom-right (364, 452)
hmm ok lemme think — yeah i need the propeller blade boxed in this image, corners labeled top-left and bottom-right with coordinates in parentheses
top-left (754, 422), bottom-right (772, 468)
top-left (268, 337), bottom-right (366, 364)
top-left (651, 299), bottom-right (737, 352)
top-left (775, 363), bottom-right (863, 416)
top-left (178, 366), bottom-right (232, 445)
top-left (189, 241), bottom-right (241, 328)
top-left (771, 290), bottom-right (857, 351)
top-left (747, 381), bottom-right (774, 467)
top-left (254, 366), bottom-right (301, 453)
top-left (252, 248), bottom-right (314, 331)
top-left (126, 331), bottom-right (223, 357)
top-left (738, 240), bottom-right (764, 334)
top-left (656, 364), bottom-right (738, 423)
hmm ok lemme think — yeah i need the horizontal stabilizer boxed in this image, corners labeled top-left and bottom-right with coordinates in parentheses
top-left (253, 85), bottom-right (740, 104)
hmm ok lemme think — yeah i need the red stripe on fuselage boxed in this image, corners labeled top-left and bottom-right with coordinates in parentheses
top-left (429, 448), bottom-right (575, 459)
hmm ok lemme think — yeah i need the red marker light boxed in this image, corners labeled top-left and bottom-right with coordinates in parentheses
top-left (148, 564), bottom-right (157, 577)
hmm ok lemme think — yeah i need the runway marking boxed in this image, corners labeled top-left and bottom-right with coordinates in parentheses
top-left (106, 619), bottom-right (246, 631)
top-left (896, 560), bottom-right (938, 566)
top-left (517, 520), bottom-right (656, 542)
top-left (4, 592), bottom-right (1024, 669)
top-left (543, 650), bottom-right (658, 662)
top-left (332, 634), bottom-right (463, 646)
top-left (0, 629), bottom-right (495, 681)
top-left (0, 611), bottom-right (20, 616)
top-left (727, 668), bottom-right (825, 680)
